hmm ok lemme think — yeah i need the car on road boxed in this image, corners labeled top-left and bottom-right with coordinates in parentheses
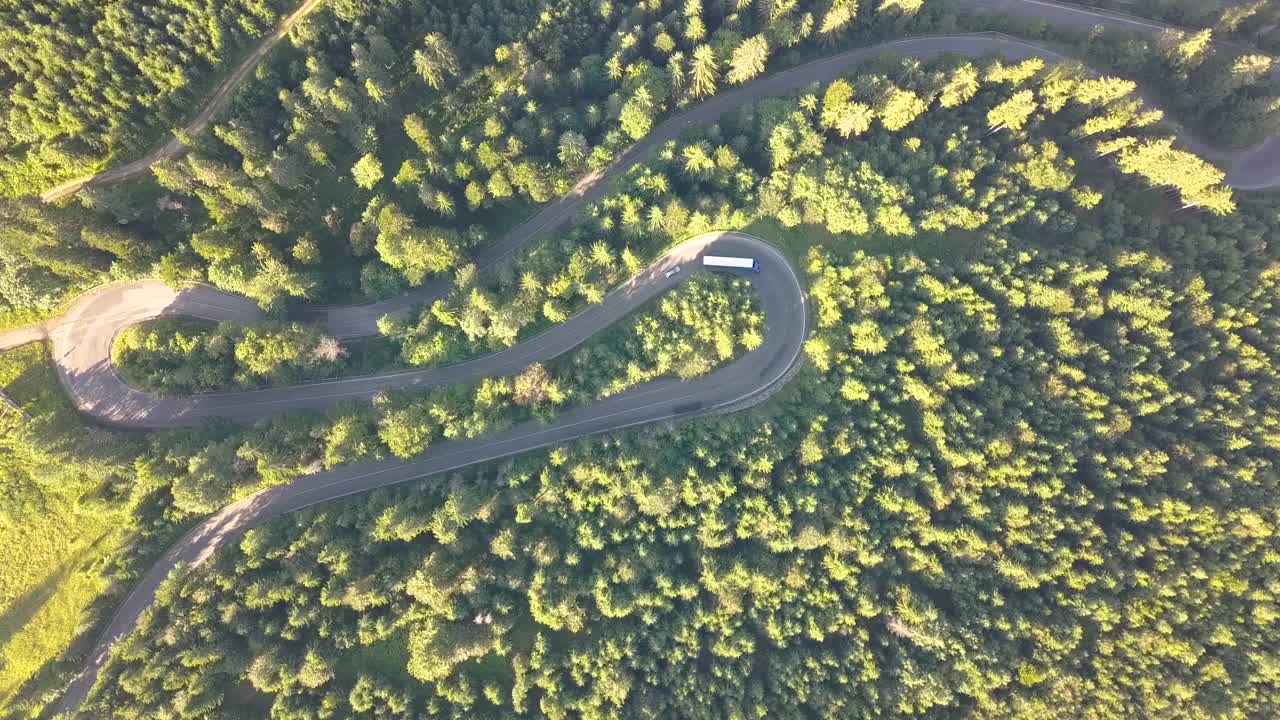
top-left (664, 266), bottom-right (681, 279)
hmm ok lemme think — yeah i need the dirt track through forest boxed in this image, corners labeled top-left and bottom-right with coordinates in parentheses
top-left (38, 0), bottom-right (324, 203)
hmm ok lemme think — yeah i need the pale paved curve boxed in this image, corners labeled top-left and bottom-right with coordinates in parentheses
top-left (52, 231), bottom-right (807, 717)
top-left (12, 235), bottom-right (792, 429)
top-left (21, 25), bottom-right (1280, 718)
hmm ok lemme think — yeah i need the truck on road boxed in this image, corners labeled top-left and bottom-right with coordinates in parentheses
top-left (702, 255), bottom-right (761, 272)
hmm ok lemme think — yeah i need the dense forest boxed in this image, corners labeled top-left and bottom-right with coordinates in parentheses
top-left (116, 48), bottom-right (1242, 389)
top-left (1, 0), bottom-right (959, 326)
top-left (5, 0), bottom-right (1277, 328)
top-left (4, 2), bottom-right (1279, 328)
top-left (0, 0), bottom-right (1279, 717)
top-left (968, 2), bottom-right (1280, 147)
top-left (9, 44), bottom-right (1271, 720)
top-left (1074, 0), bottom-right (1280, 53)
top-left (113, 318), bottom-right (376, 394)
top-left (0, 0), bottom-right (292, 196)
top-left (0, 272), bottom-right (759, 714)
top-left (77, 199), bottom-right (1280, 717)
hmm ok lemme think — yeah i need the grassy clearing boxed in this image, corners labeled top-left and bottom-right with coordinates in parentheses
top-left (0, 514), bottom-right (126, 706)
top-left (336, 629), bottom-right (420, 689)
top-left (0, 344), bottom-right (133, 710)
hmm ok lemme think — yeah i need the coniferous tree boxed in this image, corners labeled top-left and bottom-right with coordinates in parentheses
top-left (690, 45), bottom-right (720, 98)
top-left (727, 35), bottom-right (770, 84)
top-left (413, 33), bottom-right (461, 90)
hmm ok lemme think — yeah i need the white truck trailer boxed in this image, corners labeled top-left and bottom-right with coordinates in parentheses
top-left (702, 255), bottom-right (761, 272)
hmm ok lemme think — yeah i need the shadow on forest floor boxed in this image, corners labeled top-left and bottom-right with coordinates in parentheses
top-left (0, 533), bottom-right (111, 701)
top-left (740, 217), bottom-right (986, 269)
top-left (0, 551), bottom-right (82, 653)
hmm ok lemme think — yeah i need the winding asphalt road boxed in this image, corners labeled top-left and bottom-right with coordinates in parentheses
top-left (8, 235), bottom-right (800, 429)
top-left (14, 31), bottom-right (1273, 429)
top-left (967, 0), bottom-right (1280, 189)
top-left (37, 0), bottom-right (1280, 204)
top-left (45, 231), bottom-right (808, 717)
top-left (4, 6), bottom-right (1276, 716)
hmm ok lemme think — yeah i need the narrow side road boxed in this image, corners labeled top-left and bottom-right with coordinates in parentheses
top-left (38, 0), bottom-right (324, 203)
